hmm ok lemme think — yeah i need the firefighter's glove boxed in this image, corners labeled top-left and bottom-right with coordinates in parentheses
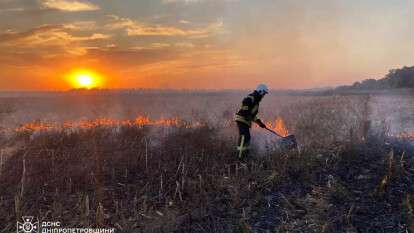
top-left (256, 119), bottom-right (266, 128)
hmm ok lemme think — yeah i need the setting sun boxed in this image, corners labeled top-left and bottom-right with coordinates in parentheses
top-left (67, 69), bottom-right (103, 89)
top-left (76, 75), bottom-right (94, 88)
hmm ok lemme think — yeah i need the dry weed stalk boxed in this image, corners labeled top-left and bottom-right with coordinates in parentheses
top-left (375, 150), bottom-right (395, 195)
top-left (399, 151), bottom-right (406, 176)
top-left (239, 218), bottom-right (253, 233)
top-left (0, 149), bottom-right (3, 178)
top-left (198, 174), bottom-right (203, 193)
top-left (20, 153), bottom-right (27, 198)
top-left (388, 149), bottom-right (395, 178)
top-left (96, 202), bottom-right (105, 227)
top-left (403, 195), bottom-right (414, 232)
top-left (80, 194), bottom-right (90, 225)
top-left (175, 181), bottom-right (183, 201)
top-left (144, 138), bottom-right (149, 172)
top-left (14, 194), bottom-right (21, 220)
top-left (159, 173), bottom-right (163, 202)
top-left (346, 203), bottom-right (356, 224)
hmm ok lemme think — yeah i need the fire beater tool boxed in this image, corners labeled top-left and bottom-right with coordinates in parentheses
top-left (264, 127), bottom-right (298, 150)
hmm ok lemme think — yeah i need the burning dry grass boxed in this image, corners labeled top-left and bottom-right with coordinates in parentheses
top-left (13, 116), bottom-right (182, 133)
top-left (265, 117), bottom-right (290, 137)
top-left (12, 116), bottom-right (290, 137)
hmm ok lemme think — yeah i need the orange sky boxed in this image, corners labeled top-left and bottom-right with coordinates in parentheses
top-left (0, 0), bottom-right (413, 91)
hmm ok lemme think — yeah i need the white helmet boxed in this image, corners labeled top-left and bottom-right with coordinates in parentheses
top-left (256, 84), bottom-right (269, 94)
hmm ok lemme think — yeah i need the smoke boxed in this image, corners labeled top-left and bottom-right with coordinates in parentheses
top-left (368, 93), bottom-right (414, 135)
top-left (1, 91), bottom-right (413, 149)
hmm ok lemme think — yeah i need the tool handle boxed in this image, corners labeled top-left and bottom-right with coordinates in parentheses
top-left (264, 127), bottom-right (284, 138)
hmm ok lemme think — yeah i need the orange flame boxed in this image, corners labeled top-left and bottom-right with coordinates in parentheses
top-left (13, 116), bottom-right (187, 134)
top-left (267, 117), bottom-right (289, 137)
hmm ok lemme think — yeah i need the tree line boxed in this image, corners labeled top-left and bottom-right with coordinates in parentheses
top-left (337, 66), bottom-right (414, 90)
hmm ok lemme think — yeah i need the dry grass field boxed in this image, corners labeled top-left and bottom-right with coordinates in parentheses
top-left (0, 91), bottom-right (414, 232)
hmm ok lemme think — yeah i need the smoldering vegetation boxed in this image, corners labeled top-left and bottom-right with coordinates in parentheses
top-left (0, 91), bottom-right (414, 232)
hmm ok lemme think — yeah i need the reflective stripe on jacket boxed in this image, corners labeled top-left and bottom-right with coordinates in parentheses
top-left (234, 91), bottom-right (262, 127)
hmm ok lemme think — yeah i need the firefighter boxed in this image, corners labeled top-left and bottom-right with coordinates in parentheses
top-left (235, 84), bottom-right (269, 159)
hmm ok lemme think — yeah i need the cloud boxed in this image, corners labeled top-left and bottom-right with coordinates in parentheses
top-left (131, 42), bottom-right (195, 51)
top-left (106, 15), bottom-right (223, 37)
top-left (63, 21), bottom-right (97, 31)
top-left (0, 24), bottom-right (110, 55)
top-left (179, 20), bottom-right (191, 24)
top-left (0, 25), bottom-right (64, 43)
top-left (0, 8), bottom-right (25, 12)
top-left (175, 42), bottom-right (194, 48)
top-left (162, 0), bottom-right (202, 4)
top-left (39, 0), bottom-right (100, 12)
top-left (0, 25), bottom-right (109, 44)
top-left (162, 0), bottom-right (238, 4)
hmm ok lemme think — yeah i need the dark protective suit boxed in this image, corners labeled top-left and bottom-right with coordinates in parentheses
top-left (234, 90), bottom-right (265, 158)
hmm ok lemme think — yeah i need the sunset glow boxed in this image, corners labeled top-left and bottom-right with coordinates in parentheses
top-left (68, 70), bottom-right (103, 89)
top-left (0, 1), bottom-right (413, 90)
